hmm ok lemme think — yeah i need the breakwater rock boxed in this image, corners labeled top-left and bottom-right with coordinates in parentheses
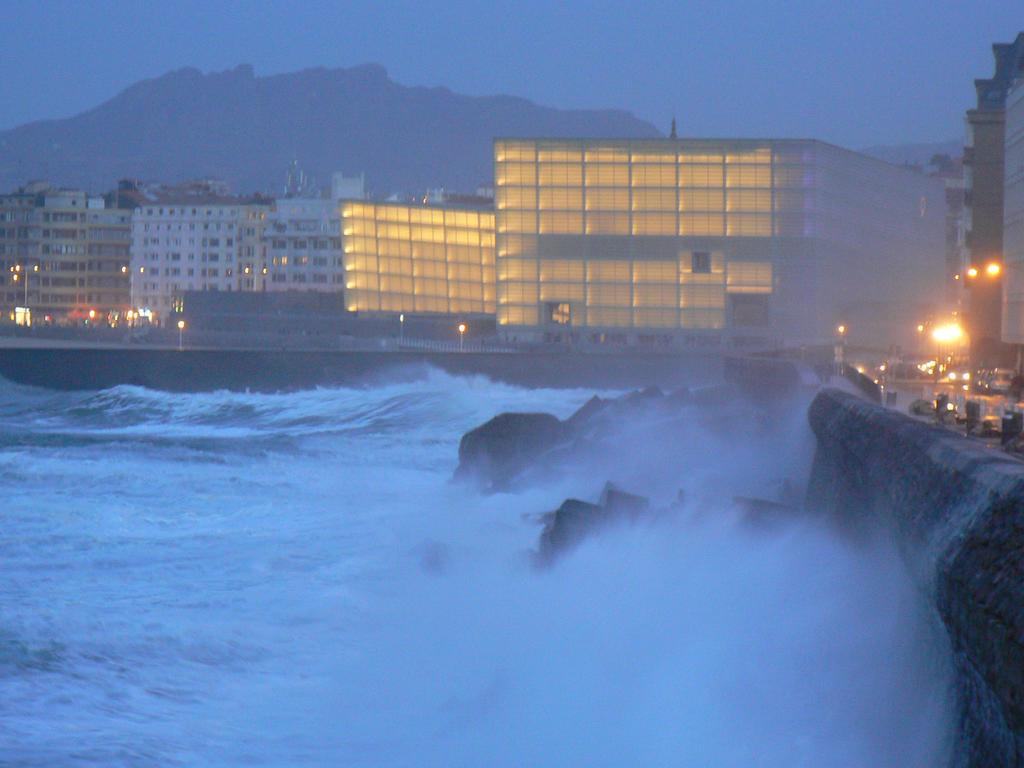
top-left (537, 483), bottom-right (653, 564)
top-left (807, 387), bottom-right (1024, 767)
top-left (454, 385), bottom-right (703, 491)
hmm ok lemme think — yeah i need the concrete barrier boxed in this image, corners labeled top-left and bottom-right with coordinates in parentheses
top-left (807, 388), bottom-right (1024, 766)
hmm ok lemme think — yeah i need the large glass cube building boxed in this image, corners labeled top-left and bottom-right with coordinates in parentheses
top-left (494, 138), bottom-right (945, 347)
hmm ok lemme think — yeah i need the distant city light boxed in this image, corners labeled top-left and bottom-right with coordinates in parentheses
top-left (88, 309), bottom-right (96, 320)
top-left (836, 324), bottom-right (847, 336)
top-left (177, 320), bottom-right (185, 330)
top-left (917, 323), bottom-right (925, 333)
top-left (986, 262), bottom-right (1002, 277)
top-left (967, 266), bottom-right (979, 278)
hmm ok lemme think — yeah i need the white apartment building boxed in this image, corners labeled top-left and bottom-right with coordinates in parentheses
top-left (262, 197), bottom-right (344, 292)
top-left (130, 189), bottom-right (270, 321)
top-left (259, 174), bottom-right (364, 293)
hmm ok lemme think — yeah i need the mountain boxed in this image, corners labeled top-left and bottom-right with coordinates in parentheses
top-left (0, 64), bottom-right (661, 196)
top-left (859, 138), bottom-right (963, 168)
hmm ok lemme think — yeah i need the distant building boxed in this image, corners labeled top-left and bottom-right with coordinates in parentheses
top-left (262, 197), bottom-right (344, 292)
top-left (1002, 75), bottom-right (1024, 355)
top-left (341, 200), bottom-right (495, 316)
top-left (0, 183), bottom-right (131, 323)
top-left (258, 172), bottom-right (364, 293)
top-left (128, 181), bottom-right (272, 323)
top-left (490, 138), bottom-right (944, 348)
top-left (966, 32), bottom-right (1024, 363)
top-left (925, 154), bottom-right (967, 308)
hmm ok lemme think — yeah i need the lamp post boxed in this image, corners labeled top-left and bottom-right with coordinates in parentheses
top-left (458, 322), bottom-right (466, 352)
top-left (177, 319), bottom-right (186, 351)
top-left (399, 313), bottom-right (405, 343)
top-left (834, 323), bottom-right (847, 374)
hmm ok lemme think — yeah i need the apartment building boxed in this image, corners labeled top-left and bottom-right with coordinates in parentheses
top-left (0, 182), bottom-right (131, 322)
top-left (129, 182), bottom-right (271, 322)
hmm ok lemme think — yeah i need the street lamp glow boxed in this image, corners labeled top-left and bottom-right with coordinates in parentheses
top-left (177, 319), bottom-right (186, 351)
top-left (177, 319), bottom-right (185, 330)
top-left (917, 323), bottom-right (925, 333)
top-left (88, 309), bottom-right (96, 320)
top-left (458, 322), bottom-right (467, 352)
top-left (836, 324), bottom-right (846, 336)
top-left (986, 262), bottom-right (1002, 277)
top-left (931, 323), bottom-right (963, 343)
top-left (966, 266), bottom-right (979, 279)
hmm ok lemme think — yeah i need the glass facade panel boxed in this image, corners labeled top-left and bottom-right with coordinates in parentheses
top-left (585, 188), bottom-right (630, 211)
top-left (726, 261), bottom-right (773, 293)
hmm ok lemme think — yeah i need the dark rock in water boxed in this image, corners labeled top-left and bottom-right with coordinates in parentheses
top-left (537, 483), bottom-right (651, 564)
top-left (455, 412), bottom-right (568, 490)
top-left (537, 498), bottom-right (604, 563)
top-left (599, 482), bottom-right (650, 519)
top-left (453, 384), bottom-right (717, 491)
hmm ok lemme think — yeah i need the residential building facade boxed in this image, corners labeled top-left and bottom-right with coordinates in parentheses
top-left (129, 182), bottom-right (271, 322)
top-left (1002, 77), bottom-right (1024, 349)
top-left (261, 198), bottom-right (344, 292)
top-left (966, 32), bottom-right (1024, 362)
top-left (0, 182), bottom-right (131, 322)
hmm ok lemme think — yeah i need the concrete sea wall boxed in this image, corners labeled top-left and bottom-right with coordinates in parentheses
top-left (0, 347), bottom-right (724, 392)
top-left (807, 388), bottom-right (1024, 766)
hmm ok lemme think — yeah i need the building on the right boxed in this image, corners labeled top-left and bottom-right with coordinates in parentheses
top-left (967, 33), bottom-right (1024, 364)
top-left (493, 138), bottom-right (945, 351)
top-left (1003, 73), bottom-right (1024, 357)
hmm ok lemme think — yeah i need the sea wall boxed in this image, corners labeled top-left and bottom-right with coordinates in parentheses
top-left (807, 388), bottom-right (1024, 766)
top-left (0, 347), bottom-right (723, 392)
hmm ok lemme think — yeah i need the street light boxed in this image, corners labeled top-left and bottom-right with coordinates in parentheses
top-left (931, 323), bottom-right (963, 383)
top-left (399, 313), bottom-right (405, 343)
top-left (177, 319), bottom-right (186, 351)
top-left (967, 266), bottom-right (979, 279)
top-left (458, 322), bottom-right (467, 352)
top-left (986, 262), bottom-right (1002, 277)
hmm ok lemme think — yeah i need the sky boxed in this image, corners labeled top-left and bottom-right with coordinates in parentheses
top-left (0, 0), bottom-right (1021, 148)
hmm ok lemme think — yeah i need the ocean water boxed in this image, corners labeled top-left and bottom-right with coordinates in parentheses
top-left (0, 370), bottom-right (953, 767)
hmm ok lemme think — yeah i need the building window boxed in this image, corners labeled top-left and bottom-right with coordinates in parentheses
top-left (692, 251), bottom-right (711, 274)
top-left (547, 302), bottom-right (571, 325)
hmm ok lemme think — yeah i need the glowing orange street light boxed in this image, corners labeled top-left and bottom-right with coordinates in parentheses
top-left (967, 266), bottom-right (979, 279)
top-left (458, 322), bottom-right (467, 352)
top-left (917, 323), bottom-right (925, 333)
top-left (177, 319), bottom-right (186, 351)
top-left (836, 324), bottom-right (847, 337)
top-left (986, 262), bottom-right (1002, 277)
top-left (88, 309), bottom-right (96, 320)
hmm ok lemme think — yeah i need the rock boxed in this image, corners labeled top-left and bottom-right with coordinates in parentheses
top-left (599, 481), bottom-right (650, 519)
top-left (454, 412), bottom-right (568, 490)
top-left (453, 384), bottom-right (734, 491)
top-left (537, 498), bottom-right (605, 563)
top-left (536, 483), bottom-right (652, 564)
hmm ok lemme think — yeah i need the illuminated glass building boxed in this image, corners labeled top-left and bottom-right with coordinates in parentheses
top-left (340, 138), bottom-right (944, 349)
top-left (341, 201), bottom-right (495, 315)
top-left (494, 138), bottom-right (944, 347)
